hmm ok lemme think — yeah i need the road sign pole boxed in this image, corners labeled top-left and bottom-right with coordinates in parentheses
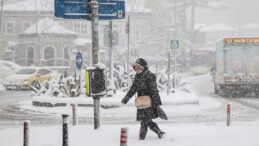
top-left (91, 0), bottom-right (99, 65)
top-left (174, 47), bottom-right (176, 89)
top-left (108, 21), bottom-right (114, 87)
top-left (167, 52), bottom-right (170, 95)
top-left (170, 40), bottom-right (179, 89)
top-left (90, 0), bottom-right (100, 129)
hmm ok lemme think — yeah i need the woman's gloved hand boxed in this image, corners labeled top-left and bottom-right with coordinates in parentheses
top-left (121, 97), bottom-right (128, 104)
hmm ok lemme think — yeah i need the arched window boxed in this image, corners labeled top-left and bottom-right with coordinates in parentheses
top-left (64, 47), bottom-right (70, 66)
top-left (44, 47), bottom-right (55, 66)
top-left (27, 47), bottom-right (34, 66)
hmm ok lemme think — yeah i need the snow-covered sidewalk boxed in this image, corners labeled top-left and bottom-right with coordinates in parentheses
top-left (0, 122), bottom-right (259, 146)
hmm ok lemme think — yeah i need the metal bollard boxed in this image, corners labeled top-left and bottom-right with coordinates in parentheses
top-left (227, 104), bottom-right (231, 126)
top-left (24, 120), bottom-right (30, 146)
top-left (120, 127), bottom-right (128, 146)
top-left (71, 104), bottom-right (77, 126)
top-left (62, 114), bottom-right (69, 146)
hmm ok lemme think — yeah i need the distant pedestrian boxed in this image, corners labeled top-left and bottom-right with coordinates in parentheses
top-left (121, 58), bottom-right (167, 140)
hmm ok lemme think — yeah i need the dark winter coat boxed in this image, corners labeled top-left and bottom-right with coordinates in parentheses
top-left (122, 68), bottom-right (162, 121)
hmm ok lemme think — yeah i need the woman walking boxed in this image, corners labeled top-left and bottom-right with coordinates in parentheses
top-left (121, 58), bottom-right (166, 140)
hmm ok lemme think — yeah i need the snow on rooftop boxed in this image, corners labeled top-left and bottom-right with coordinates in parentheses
top-left (74, 38), bottom-right (92, 46)
top-left (3, 0), bottom-right (53, 12)
top-left (207, 2), bottom-right (229, 10)
top-left (195, 23), bottom-right (236, 32)
top-left (22, 18), bottom-right (77, 35)
top-left (241, 23), bottom-right (259, 29)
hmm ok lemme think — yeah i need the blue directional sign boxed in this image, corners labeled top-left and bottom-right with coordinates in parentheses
top-left (98, 0), bottom-right (125, 20)
top-left (55, 0), bottom-right (90, 20)
top-left (76, 52), bottom-right (83, 70)
top-left (55, 0), bottom-right (125, 20)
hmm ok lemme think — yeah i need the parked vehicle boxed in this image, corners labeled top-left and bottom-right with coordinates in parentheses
top-left (0, 60), bottom-right (21, 79)
top-left (213, 38), bottom-right (259, 96)
top-left (3, 67), bottom-right (58, 90)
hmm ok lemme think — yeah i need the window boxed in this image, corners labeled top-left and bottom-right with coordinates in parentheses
top-left (73, 22), bottom-right (88, 34)
top-left (27, 47), bottom-right (34, 66)
top-left (16, 69), bottom-right (36, 74)
top-left (44, 47), bottom-right (55, 66)
top-left (38, 69), bottom-right (51, 75)
top-left (23, 21), bottom-right (33, 31)
top-left (5, 21), bottom-right (15, 34)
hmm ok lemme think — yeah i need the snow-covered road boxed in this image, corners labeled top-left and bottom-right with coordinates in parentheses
top-left (0, 74), bottom-right (259, 127)
top-left (1, 74), bottom-right (259, 146)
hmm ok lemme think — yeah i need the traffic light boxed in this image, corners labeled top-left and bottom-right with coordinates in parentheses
top-left (86, 68), bottom-right (106, 96)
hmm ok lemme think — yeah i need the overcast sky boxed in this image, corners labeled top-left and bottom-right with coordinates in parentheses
top-left (196, 0), bottom-right (259, 26)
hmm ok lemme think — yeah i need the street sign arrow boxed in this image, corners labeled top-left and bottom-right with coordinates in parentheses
top-left (55, 0), bottom-right (91, 20)
top-left (55, 0), bottom-right (125, 20)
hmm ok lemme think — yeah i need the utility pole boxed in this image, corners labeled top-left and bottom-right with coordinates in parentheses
top-left (0, 0), bottom-right (4, 35)
top-left (174, 46), bottom-right (177, 89)
top-left (190, 0), bottom-right (195, 43)
top-left (167, 52), bottom-right (170, 95)
top-left (90, 0), bottom-right (100, 129)
top-left (126, 16), bottom-right (130, 90)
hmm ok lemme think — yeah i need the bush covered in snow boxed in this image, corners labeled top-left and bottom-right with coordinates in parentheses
top-left (31, 73), bottom-right (82, 98)
top-left (108, 62), bottom-right (186, 94)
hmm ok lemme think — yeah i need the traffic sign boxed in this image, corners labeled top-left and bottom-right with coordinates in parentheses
top-left (54, 0), bottom-right (125, 20)
top-left (76, 52), bottom-right (83, 70)
top-left (170, 40), bottom-right (179, 49)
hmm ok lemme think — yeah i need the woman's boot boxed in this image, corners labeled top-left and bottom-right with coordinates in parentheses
top-left (149, 122), bottom-right (165, 139)
top-left (139, 127), bottom-right (148, 140)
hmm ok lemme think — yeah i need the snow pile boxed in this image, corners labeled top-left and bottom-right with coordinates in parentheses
top-left (20, 87), bottom-right (201, 118)
top-left (31, 88), bottom-right (198, 107)
top-left (0, 122), bottom-right (259, 146)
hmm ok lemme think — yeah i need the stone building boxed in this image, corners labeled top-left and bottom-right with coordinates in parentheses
top-left (12, 18), bottom-right (78, 66)
top-left (0, 0), bottom-right (154, 67)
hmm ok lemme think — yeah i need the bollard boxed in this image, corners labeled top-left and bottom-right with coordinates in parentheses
top-left (24, 120), bottom-right (30, 146)
top-left (71, 104), bottom-right (78, 126)
top-left (227, 103), bottom-right (231, 126)
top-left (120, 127), bottom-right (128, 146)
top-left (62, 114), bottom-right (69, 146)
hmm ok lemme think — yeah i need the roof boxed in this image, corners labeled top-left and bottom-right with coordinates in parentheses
top-left (21, 18), bottom-right (77, 35)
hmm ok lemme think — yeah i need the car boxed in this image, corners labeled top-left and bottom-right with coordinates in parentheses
top-left (0, 60), bottom-right (21, 79)
top-left (190, 66), bottom-right (210, 75)
top-left (3, 67), bottom-right (58, 90)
